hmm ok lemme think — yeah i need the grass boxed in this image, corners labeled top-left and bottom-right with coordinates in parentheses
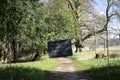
top-left (0, 55), bottom-right (58, 80)
top-left (72, 51), bottom-right (120, 80)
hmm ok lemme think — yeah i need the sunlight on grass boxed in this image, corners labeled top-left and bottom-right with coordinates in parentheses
top-left (1, 55), bottom-right (57, 70)
top-left (0, 55), bottom-right (58, 80)
top-left (72, 51), bottom-right (95, 61)
top-left (72, 51), bottom-right (120, 80)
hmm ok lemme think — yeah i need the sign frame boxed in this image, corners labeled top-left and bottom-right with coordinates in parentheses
top-left (48, 39), bottom-right (73, 58)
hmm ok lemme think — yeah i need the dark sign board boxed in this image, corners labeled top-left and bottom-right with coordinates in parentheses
top-left (48, 39), bottom-right (73, 58)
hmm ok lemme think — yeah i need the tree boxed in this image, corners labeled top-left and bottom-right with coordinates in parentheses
top-left (44, 0), bottom-right (80, 40)
top-left (0, 0), bottom-right (47, 63)
top-left (0, 0), bottom-right (23, 63)
top-left (67, 0), bottom-right (120, 44)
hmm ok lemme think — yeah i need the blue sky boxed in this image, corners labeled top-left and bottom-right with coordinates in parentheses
top-left (94, 0), bottom-right (106, 10)
top-left (92, 0), bottom-right (107, 15)
top-left (93, 0), bottom-right (119, 35)
top-left (40, 0), bottom-right (48, 2)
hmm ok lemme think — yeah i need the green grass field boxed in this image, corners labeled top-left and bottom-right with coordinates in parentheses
top-left (72, 51), bottom-right (120, 80)
top-left (0, 55), bottom-right (58, 80)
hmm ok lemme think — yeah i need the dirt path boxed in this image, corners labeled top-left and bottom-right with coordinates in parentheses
top-left (46, 57), bottom-right (91, 80)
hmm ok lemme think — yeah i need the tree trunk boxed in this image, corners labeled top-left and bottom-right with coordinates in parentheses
top-left (1, 38), bottom-right (8, 64)
top-left (31, 52), bottom-right (41, 61)
top-left (119, 33), bottom-right (120, 40)
top-left (11, 39), bottom-right (16, 63)
top-left (1, 39), bottom-right (17, 63)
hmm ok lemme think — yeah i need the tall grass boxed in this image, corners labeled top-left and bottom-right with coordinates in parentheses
top-left (72, 51), bottom-right (120, 80)
top-left (0, 55), bottom-right (58, 80)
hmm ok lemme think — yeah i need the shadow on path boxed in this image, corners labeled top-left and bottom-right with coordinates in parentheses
top-left (46, 57), bottom-right (91, 80)
top-left (47, 70), bottom-right (91, 80)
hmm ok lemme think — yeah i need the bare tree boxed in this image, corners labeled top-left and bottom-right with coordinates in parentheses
top-left (67, 0), bottom-right (120, 45)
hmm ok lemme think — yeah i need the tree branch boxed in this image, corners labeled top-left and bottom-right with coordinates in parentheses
top-left (67, 0), bottom-right (79, 19)
top-left (81, 27), bottom-right (106, 42)
top-left (67, 0), bottom-right (74, 10)
top-left (81, 0), bottom-right (114, 42)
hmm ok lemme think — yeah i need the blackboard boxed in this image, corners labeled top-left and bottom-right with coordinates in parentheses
top-left (48, 39), bottom-right (73, 58)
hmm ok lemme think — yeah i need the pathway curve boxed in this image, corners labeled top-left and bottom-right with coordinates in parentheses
top-left (46, 57), bottom-right (92, 80)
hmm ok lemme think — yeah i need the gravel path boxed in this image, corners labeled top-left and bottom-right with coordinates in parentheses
top-left (46, 57), bottom-right (92, 80)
